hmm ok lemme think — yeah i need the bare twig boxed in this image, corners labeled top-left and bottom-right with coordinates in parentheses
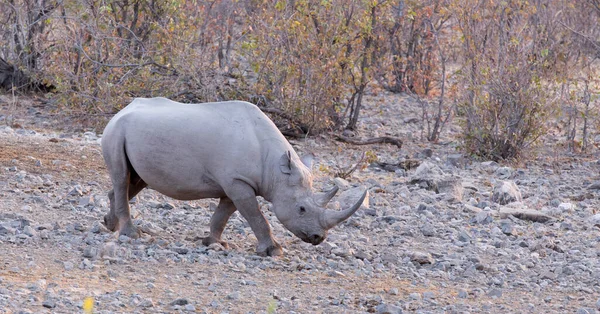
top-left (335, 152), bottom-right (366, 179)
top-left (335, 134), bottom-right (403, 149)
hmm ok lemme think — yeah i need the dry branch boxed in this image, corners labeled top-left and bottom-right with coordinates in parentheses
top-left (335, 134), bottom-right (403, 149)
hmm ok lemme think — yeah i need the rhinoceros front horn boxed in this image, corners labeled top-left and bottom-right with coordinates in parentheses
top-left (321, 189), bottom-right (367, 229)
top-left (314, 185), bottom-right (339, 207)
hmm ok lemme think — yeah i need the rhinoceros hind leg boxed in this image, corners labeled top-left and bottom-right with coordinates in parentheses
top-left (201, 197), bottom-right (237, 249)
top-left (104, 176), bottom-right (147, 232)
top-left (226, 182), bottom-right (282, 257)
top-left (103, 140), bottom-right (146, 239)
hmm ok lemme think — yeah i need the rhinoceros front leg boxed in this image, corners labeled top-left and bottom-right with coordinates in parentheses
top-left (227, 182), bottom-right (283, 257)
top-left (201, 197), bottom-right (237, 248)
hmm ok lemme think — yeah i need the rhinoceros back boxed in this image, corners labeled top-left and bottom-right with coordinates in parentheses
top-left (102, 98), bottom-right (291, 200)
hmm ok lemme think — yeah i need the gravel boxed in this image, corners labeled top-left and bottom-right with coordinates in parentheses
top-left (1, 93), bottom-right (599, 313)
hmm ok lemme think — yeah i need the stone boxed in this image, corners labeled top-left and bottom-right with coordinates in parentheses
top-left (499, 220), bottom-right (514, 235)
top-left (588, 214), bottom-right (600, 227)
top-left (409, 161), bottom-right (445, 191)
top-left (138, 299), bottom-right (154, 308)
top-left (184, 304), bottom-right (196, 311)
top-left (473, 211), bottom-right (493, 224)
top-left (23, 225), bottom-right (37, 237)
top-left (64, 261), bottom-right (74, 271)
top-left (487, 288), bottom-right (502, 298)
top-left (100, 242), bottom-right (119, 259)
top-left (588, 181), bottom-right (600, 190)
top-left (338, 186), bottom-right (370, 209)
top-left (420, 223), bottom-right (436, 237)
top-left (494, 167), bottom-right (513, 179)
top-left (437, 178), bottom-right (464, 201)
top-left (333, 177), bottom-right (351, 189)
top-left (42, 299), bottom-right (56, 308)
top-left (376, 303), bottom-right (403, 314)
top-left (446, 154), bottom-right (465, 168)
top-left (410, 251), bottom-right (434, 264)
top-left (557, 203), bottom-right (574, 212)
top-left (492, 181), bottom-right (522, 205)
top-left (83, 246), bottom-right (98, 259)
top-left (171, 298), bottom-right (189, 306)
top-left (457, 230), bottom-right (471, 243)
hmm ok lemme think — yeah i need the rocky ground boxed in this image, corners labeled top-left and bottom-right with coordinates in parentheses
top-left (1, 93), bottom-right (600, 313)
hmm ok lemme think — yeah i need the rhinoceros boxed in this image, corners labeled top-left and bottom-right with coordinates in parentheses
top-left (101, 97), bottom-right (366, 256)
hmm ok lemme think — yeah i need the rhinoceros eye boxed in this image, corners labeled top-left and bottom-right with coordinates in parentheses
top-left (299, 206), bottom-right (306, 214)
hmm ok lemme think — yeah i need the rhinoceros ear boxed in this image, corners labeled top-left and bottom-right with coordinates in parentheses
top-left (279, 151), bottom-right (293, 174)
top-left (300, 153), bottom-right (314, 169)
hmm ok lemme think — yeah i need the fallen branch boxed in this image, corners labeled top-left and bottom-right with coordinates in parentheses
top-left (335, 134), bottom-right (403, 149)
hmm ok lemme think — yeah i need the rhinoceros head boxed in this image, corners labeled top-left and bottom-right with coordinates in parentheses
top-left (271, 152), bottom-right (367, 245)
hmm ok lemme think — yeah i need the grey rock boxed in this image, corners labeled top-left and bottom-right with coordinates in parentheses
top-left (376, 303), bottom-right (403, 314)
top-left (42, 299), bottom-right (56, 308)
top-left (63, 261), bottom-right (74, 271)
top-left (473, 211), bottom-right (493, 225)
top-left (353, 250), bottom-right (372, 261)
top-left (227, 291), bottom-right (240, 300)
top-left (458, 290), bottom-right (468, 298)
top-left (423, 291), bottom-right (435, 300)
top-left (588, 214), bottom-right (600, 227)
top-left (138, 299), bottom-right (154, 308)
top-left (481, 161), bottom-right (500, 171)
top-left (172, 247), bottom-right (189, 255)
top-left (410, 251), bottom-right (434, 264)
top-left (487, 288), bottom-right (502, 298)
top-left (446, 154), bottom-right (465, 168)
top-left (100, 242), bottom-right (119, 259)
top-left (83, 246), bottom-right (97, 258)
top-left (588, 181), bottom-right (600, 190)
top-left (437, 178), bottom-right (464, 201)
top-left (458, 230), bottom-right (471, 243)
top-left (492, 181), bottom-right (522, 205)
top-left (410, 161), bottom-right (445, 191)
top-left (499, 220), bottom-right (514, 235)
top-left (23, 225), bottom-right (37, 237)
top-left (338, 186), bottom-right (370, 209)
top-left (416, 148), bottom-right (433, 159)
top-left (184, 304), bottom-right (196, 311)
top-left (171, 298), bottom-right (189, 306)
top-left (333, 177), bottom-right (351, 189)
top-left (68, 186), bottom-right (85, 196)
top-left (420, 223), bottom-right (436, 237)
top-left (557, 202), bottom-right (574, 212)
top-left (79, 196), bottom-right (94, 207)
top-left (499, 207), bottom-right (552, 223)
top-left (90, 222), bottom-right (109, 234)
top-left (494, 166), bottom-right (513, 179)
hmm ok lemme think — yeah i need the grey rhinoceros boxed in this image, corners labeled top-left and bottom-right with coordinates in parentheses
top-left (101, 97), bottom-right (366, 256)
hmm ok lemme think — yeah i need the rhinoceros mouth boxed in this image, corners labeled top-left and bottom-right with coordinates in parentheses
top-left (299, 232), bottom-right (325, 245)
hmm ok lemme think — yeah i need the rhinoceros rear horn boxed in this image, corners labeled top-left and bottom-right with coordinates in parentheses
top-left (314, 185), bottom-right (339, 207)
top-left (321, 189), bottom-right (367, 229)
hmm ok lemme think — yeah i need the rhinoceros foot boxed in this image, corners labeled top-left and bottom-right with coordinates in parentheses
top-left (119, 223), bottom-right (141, 239)
top-left (201, 236), bottom-right (230, 249)
top-left (103, 214), bottom-right (119, 232)
top-left (257, 242), bottom-right (283, 257)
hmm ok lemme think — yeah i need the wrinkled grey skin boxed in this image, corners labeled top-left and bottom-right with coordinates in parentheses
top-left (101, 97), bottom-right (366, 256)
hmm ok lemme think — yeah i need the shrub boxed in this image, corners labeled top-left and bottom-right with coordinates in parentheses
top-left (454, 0), bottom-right (568, 160)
